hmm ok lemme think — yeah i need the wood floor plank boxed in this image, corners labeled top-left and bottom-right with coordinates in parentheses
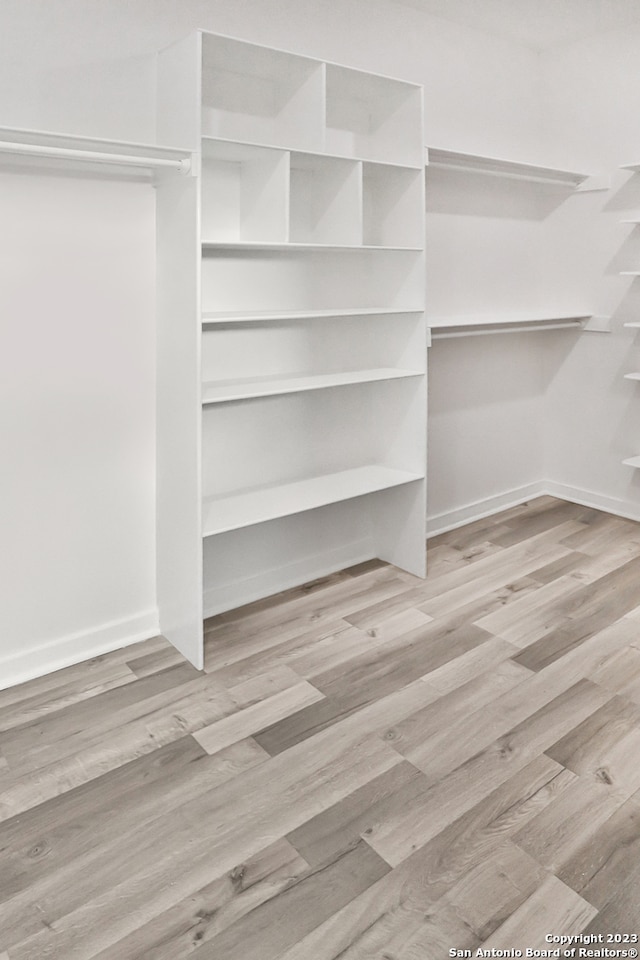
top-left (558, 795), bottom-right (640, 901)
top-left (193, 681), bottom-right (324, 755)
top-left (364, 679), bottom-right (609, 866)
top-left (4, 496), bottom-right (640, 960)
top-left (442, 840), bottom-right (547, 940)
top-left (88, 838), bottom-right (311, 960)
top-left (479, 875), bottom-right (597, 949)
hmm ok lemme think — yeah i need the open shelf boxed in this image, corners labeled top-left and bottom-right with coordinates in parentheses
top-left (621, 162), bottom-right (640, 173)
top-left (201, 140), bottom-right (288, 243)
top-left (624, 373), bottom-right (640, 381)
top-left (202, 367), bottom-right (422, 403)
top-left (426, 146), bottom-right (595, 187)
top-left (201, 306), bottom-right (424, 324)
top-left (429, 313), bottom-right (590, 338)
top-left (624, 322), bottom-right (640, 328)
top-left (202, 135), bottom-right (422, 170)
top-left (325, 65), bottom-right (423, 166)
top-left (621, 272), bottom-right (640, 276)
top-left (201, 33), bottom-right (324, 151)
top-left (202, 241), bottom-right (422, 252)
top-left (0, 125), bottom-right (191, 178)
top-left (202, 465), bottom-right (423, 536)
top-left (621, 219), bottom-right (640, 224)
top-left (289, 153), bottom-right (361, 244)
top-left (363, 162), bottom-right (423, 247)
top-left (623, 456), bottom-right (640, 468)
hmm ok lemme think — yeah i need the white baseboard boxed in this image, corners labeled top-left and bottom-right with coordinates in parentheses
top-left (0, 608), bottom-right (160, 692)
top-left (426, 481), bottom-right (547, 538)
top-left (203, 538), bottom-right (374, 619)
top-left (427, 478), bottom-right (640, 540)
top-left (543, 480), bottom-right (640, 523)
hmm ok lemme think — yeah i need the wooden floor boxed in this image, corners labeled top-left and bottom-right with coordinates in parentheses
top-left (2, 496), bottom-right (640, 958)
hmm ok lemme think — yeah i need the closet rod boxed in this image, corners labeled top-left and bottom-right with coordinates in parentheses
top-left (431, 320), bottom-right (583, 339)
top-left (0, 141), bottom-right (191, 173)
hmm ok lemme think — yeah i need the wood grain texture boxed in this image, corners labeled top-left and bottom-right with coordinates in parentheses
top-left (1, 496), bottom-right (640, 957)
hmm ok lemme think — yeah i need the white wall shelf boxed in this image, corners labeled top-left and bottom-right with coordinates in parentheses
top-left (621, 219), bottom-right (640, 224)
top-left (201, 307), bottom-right (424, 324)
top-left (202, 367), bottom-right (423, 403)
top-left (624, 322), bottom-right (640, 328)
top-left (202, 241), bottom-right (422, 252)
top-left (624, 373), bottom-right (640, 381)
top-left (425, 146), bottom-right (605, 189)
top-left (429, 313), bottom-right (591, 339)
top-left (202, 465), bottom-right (423, 536)
top-left (202, 135), bottom-right (423, 170)
top-left (621, 162), bottom-right (640, 173)
top-left (623, 456), bottom-right (640, 468)
top-left (620, 271), bottom-right (640, 276)
top-left (0, 125), bottom-right (191, 177)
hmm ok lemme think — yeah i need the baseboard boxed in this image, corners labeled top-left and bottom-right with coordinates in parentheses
top-left (203, 538), bottom-right (374, 619)
top-left (426, 481), bottom-right (547, 538)
top-left (542, 480), bottom-right (640, 523)
top-left (0, 608), bottom-right (160, 692)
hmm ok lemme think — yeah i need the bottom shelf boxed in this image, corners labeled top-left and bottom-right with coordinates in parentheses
top-left (202, 465), bottom-right (423, 536)
top-left (623, 456), bottom-right (640, 468)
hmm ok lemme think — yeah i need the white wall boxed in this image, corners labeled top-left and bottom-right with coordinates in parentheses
top-left (0, 0), bottom-right (588, 687)
top-left (540, 25), bottom-right (640, 520)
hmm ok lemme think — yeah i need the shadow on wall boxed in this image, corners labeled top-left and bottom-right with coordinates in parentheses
top-left (425, 166), bottom-right (576, 220)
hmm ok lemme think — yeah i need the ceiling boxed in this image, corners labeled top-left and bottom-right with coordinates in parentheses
top-left (390, 0), bottom-right (640, 50)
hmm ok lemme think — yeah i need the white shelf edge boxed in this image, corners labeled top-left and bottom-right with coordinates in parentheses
top-left (623, 456), bottom-right (640, 468)
top-left (202, 465), bottom-right (424, 537)
top-left (620, 272), bottom-right (640, 276)
top-left (0, 125), bottom-right (192, 174)
top-left (425, 146), bottom-right (603, 188)
top-left (429, 313), bottom-right (592, 338)
top-left (621, 219), bottom-right (640, 224)
top-left (201, 135), bottom-right (423, 171)
top-left (621, 163), bottom-right (640, 172)
top-left (624, 373), bottom-right (640, 380)
top-left (202, 242), bottom-right (423, 252)
top-left (624, 322), bottom-right (640, 328)
top-left (201, 307), bottom-right (424, 324)
top-left (202, 368), bottom-right (423, 404)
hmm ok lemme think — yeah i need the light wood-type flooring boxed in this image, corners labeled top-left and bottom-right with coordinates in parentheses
top-left (2, 495), bottom-right (640, 958)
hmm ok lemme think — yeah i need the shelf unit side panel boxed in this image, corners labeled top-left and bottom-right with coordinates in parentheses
top-left (156, 32), bottom-right (202, 149)
top-left (156, 173), bottom-right (204, 669)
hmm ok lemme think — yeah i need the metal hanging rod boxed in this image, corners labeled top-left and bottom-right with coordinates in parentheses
top-left (0, 140), bottom-right (191, 173)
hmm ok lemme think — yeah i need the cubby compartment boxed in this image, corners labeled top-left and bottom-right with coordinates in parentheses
top-left (200, 139), bottom-right (288, 243)
top-left (363, 163), bottom-right (424, 247)
top-left (201, 33), bottom-right (324, 151)
top-left (324, 64), bottom-right (423, 166)
top-left (289, 153), bottom-right (362, 245)
top-left (201, 247), bottom-right (425, 315)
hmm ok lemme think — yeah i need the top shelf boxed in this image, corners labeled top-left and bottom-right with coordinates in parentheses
top-left (0, 125), bottom-right (191, 177)
top-left (426, 147), bottom-right (598, 188)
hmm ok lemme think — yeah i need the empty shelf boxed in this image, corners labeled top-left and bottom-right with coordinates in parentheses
top-left (621, 271), bottom-right (640, 276)
top-left (624, 373), bottom-right (640, 380)
top-left (202, 307), bottom-right (424, 323)
top-left (429, 313), bottom-right (589, 338)
top-left (202, 367), bottom-right (423, 403)
top-left (624, 322), bottom-right (640, 328)
top-left (426, 147), bottom-right (593, 187)
top-left (202, 465), bottom-right (423, 536)
top-left (202, 242), bottom-right (422, 252)
top-left (623, 456), bottom-right (640, 468)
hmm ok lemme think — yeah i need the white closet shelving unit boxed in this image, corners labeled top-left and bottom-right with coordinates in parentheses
top-left (156, 31), bottom-right (427, 669)
top-left (620, 163), bottom-right (640, 468)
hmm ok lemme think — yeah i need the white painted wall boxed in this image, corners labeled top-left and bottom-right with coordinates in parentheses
top-left (0, 0), bottom-right (599, 687)
top-left (540, 25), bottom-right (640, 520)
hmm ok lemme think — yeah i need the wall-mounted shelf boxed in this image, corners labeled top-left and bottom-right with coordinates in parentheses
top-left (0, 125), bottom-right (191, 177)
top-left (624, 373), bottom-right (640, 381)
top-left (201, 307), bottom-right (424, 324)
top-left (621, 162), bottom-right (640, 173)
top-left (202, 368), bottom-right (422, 403)
top-left (621, 219), bottom-right (640, 224)
top-left (623, 456), bottom-right (640, 468)
top-left (624, 322), bottom-right (640, 328)
top-left (621, 272), bottom-right (640, 276)
top-left (202, 465), bottom-right (423, 536)
top-left (201, 242), bottom-right (422, 252)
top-left (429, 313), bottom-right (592, 339)
top-left (425, 147), bottom-right (606, 190)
